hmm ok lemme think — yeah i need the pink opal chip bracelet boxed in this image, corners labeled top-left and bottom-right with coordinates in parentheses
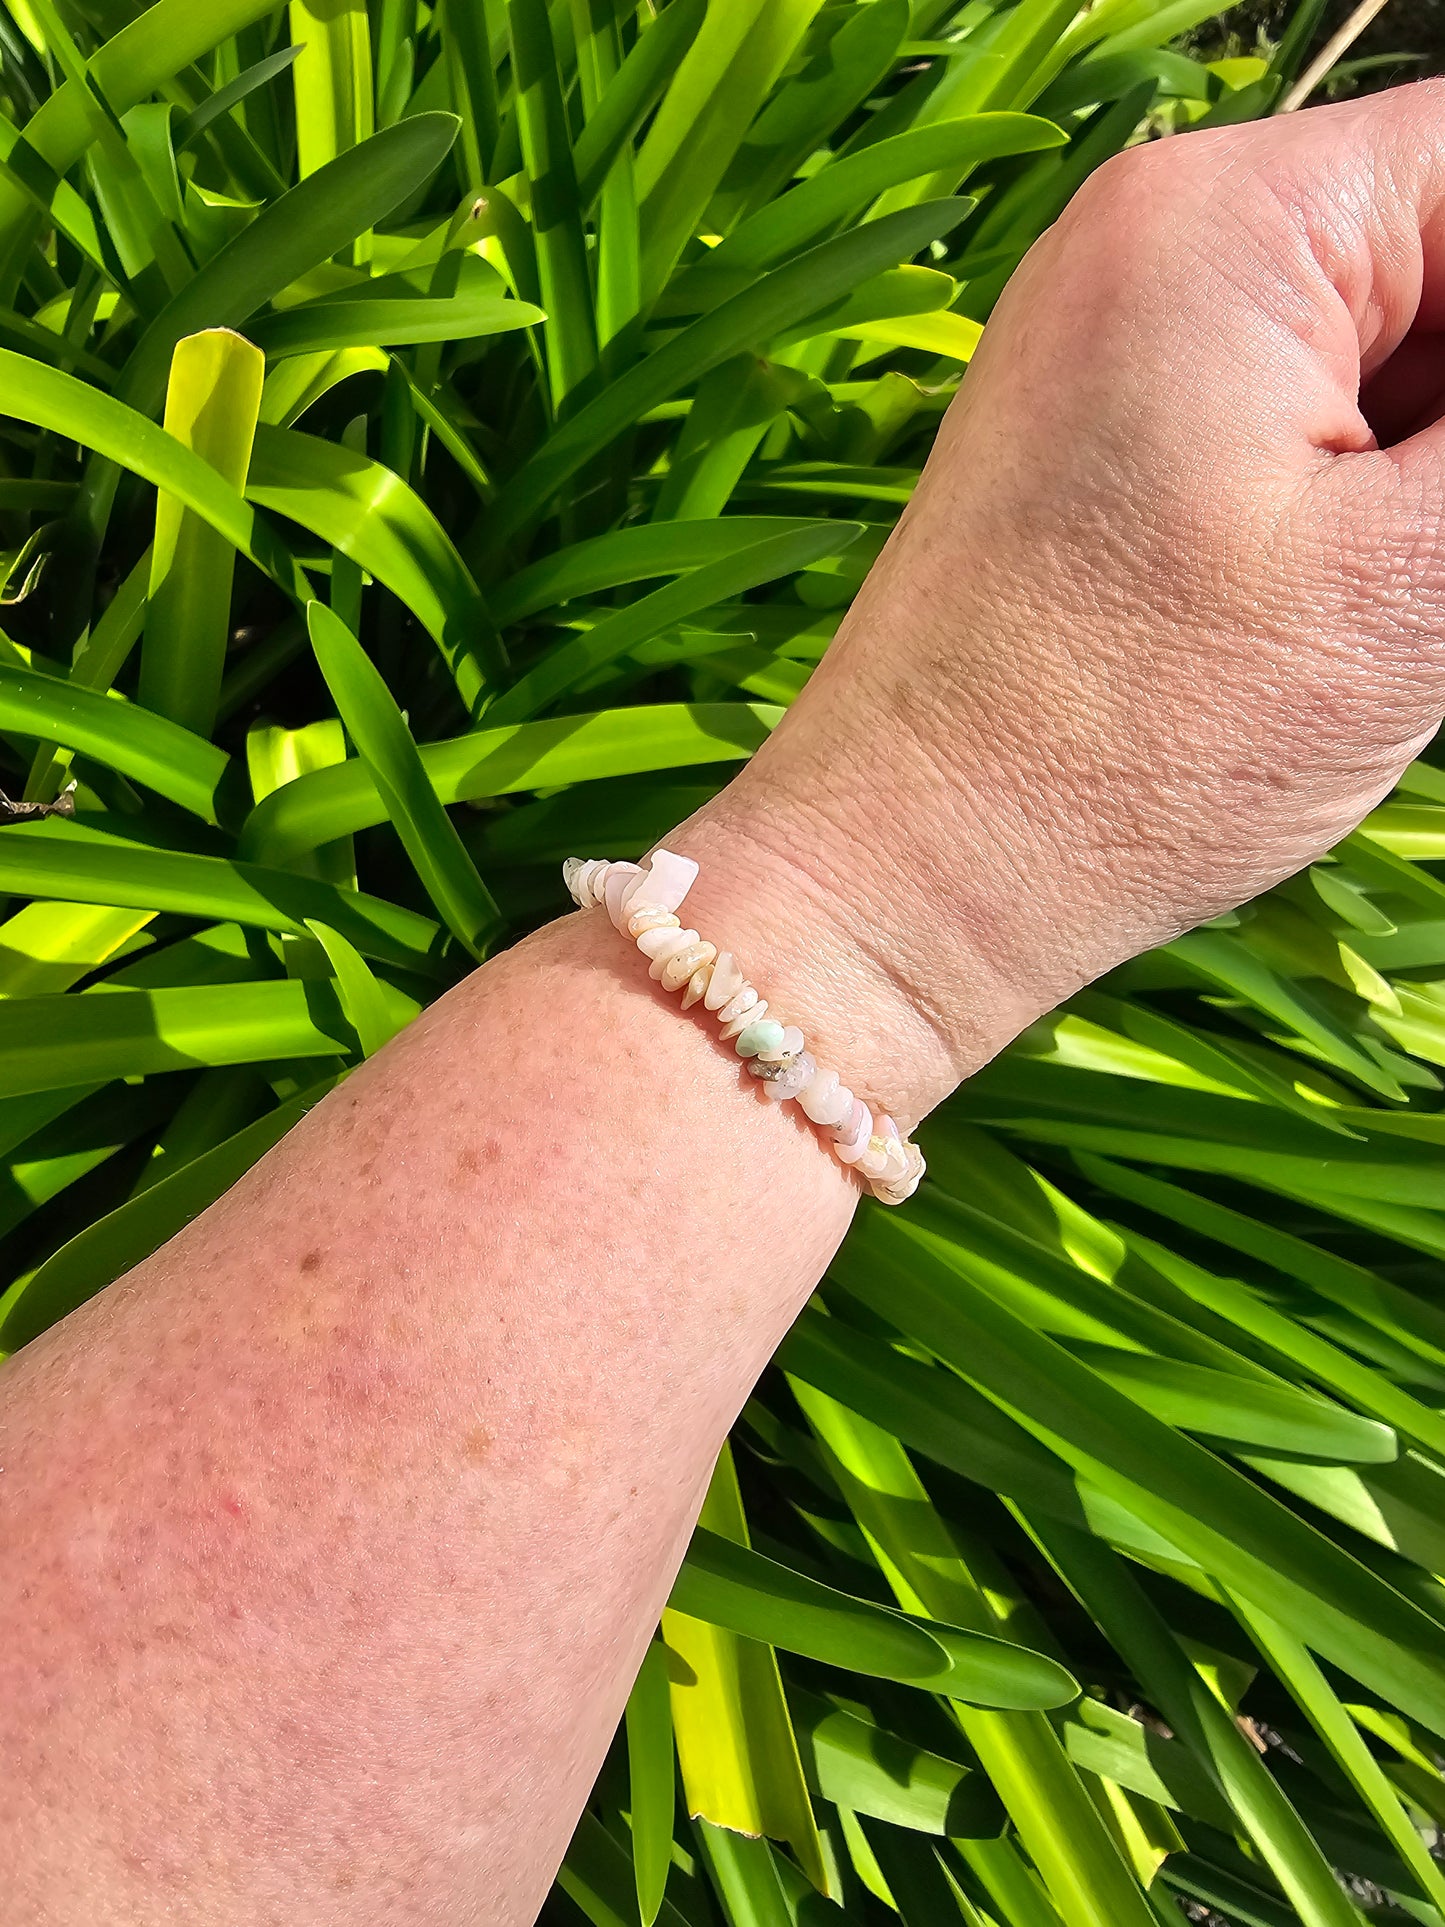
top-left (562, 847), bottom-right (926, 1206)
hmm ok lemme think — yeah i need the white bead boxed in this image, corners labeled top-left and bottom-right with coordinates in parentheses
top-left (627, 903), bottom-right (678, 937)
top-left (758, 1024), bottom-right (805, 1063)
top-left (626, 848), bottom-right (699, 918)
top-left (660, 940), bottom-right (715, 992)
top-left (636, 925), bottom-right (688, 961)
top-left (648, 929), bottom-right (700, 979)
top-left (798, 1066), bottom-right (840, 1124)
top-left (681, 962), bottom-right (714, 1010)
top-left (564, 856), bottom-right (609, 908)
top-left (715, 985), bottom-right (758, 1026)
top-left (604, 863), bottom-right (645, 928)
top-left (704, 951), bottom-right (744, 1012)
top-left (812, 1079), bottom-right (855, 1128)
top-left (720, 999), bottom-right (766, 1041)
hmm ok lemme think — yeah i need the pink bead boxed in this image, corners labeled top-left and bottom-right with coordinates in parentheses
top-left (627, 848), bottom-right (699, 917)
top-left (832, 1099), bottom-right (873, 1161)
top-left (604, 863), bottom-right (644, 929)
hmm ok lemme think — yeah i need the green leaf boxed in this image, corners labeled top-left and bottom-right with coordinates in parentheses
top-left (634, 0), bottom-right (828, 302)
top-left (673, 1527), bottom-right (1077, 1710)
top-left (663, 114), bottom-right (1064, 314)
top-left (840, 1213), bottom-right (1445, 1738)
top-left (480, 201), bottom-right (972, 559)
top-left (248, 293), bottom-right (544, 359)
top-left (486, 523), bottom-right (858, 724)
top-left (624, 1639), bottom-right (675, 1927)
top-left (508, 0), bottom-right (596, 413)
top-left (119, 114), bottom-right (462, 416)
top-left (141, 328), bottom-right (265, 736)
top-left (0, 822), bottom-right (446, 970)
top-left (240, 701), bottom-right (779, 865)
top-left (492, 516), bottom-right (841, 625)
top-left (0, 663), bottom-right (229, 820)
top-left (248, 423), bottom-right (503, 706)
top-left (571, 0), bottom-right (706, 212)
top-left (307, 601), bottom-right (501, 958)
top-left (288, 0), bottom-right (373, 181)
top-left (0, 979), bottom-right (352, 1102)
top-left (303, 918), bottom-right (411, 1057)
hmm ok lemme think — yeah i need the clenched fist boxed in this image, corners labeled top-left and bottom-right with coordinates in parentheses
top-left (681, 81), bottom-right (1445, 1127)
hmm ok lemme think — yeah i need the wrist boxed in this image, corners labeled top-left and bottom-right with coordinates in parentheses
top-left (663, 771), bottom-right (1043, 1132)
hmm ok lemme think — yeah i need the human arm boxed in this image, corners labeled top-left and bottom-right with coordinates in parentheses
top-left (9, 79), bottom-right (1445, 1925)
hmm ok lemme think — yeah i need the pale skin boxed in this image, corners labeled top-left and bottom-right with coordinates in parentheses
top-left (7, 79), bottom-right (1445, 1925)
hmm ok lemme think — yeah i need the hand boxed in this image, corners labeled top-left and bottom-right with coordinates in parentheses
top-left (679, 80), bottom-right (1445, 1130)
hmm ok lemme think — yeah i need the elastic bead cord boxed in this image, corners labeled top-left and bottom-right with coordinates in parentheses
top-left (563, 848), bottom-right (926, 1206)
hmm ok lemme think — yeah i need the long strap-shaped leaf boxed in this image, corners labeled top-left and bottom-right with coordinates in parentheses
top-left (673, 1526), bottom-right (1075, 1709)
top-left (0, 823), bottom-right (446, 970)
top-left (841, 1213), bottom-right (1445, 1737)
top-left (0, 348), bottom-right (310, 604)
top-left (475, 200), bottom-right (971, 562)
top-left (486, 524), bottom-right (860, 725)
top-left (0, 0), bottom-right (282, 294)
top-left (248, 424), bottom-right (504, 707)
top-left (240, 701), bottom-right (780, 864)
top-left (117, 114), bottom-right (461, 416)
top-left (0, 979), bottom-right (351, 1102)
top-left (307, 603), bottom-right (501, 959)
top-left (0, 662), bottom-right (228, 820)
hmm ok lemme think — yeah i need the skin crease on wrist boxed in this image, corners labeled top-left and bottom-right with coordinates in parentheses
top-left (12, 75), bottom-right (1445, 1926)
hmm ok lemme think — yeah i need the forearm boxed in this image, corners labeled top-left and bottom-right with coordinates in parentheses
top-left (0, 805), bottom-right (1014, 1925)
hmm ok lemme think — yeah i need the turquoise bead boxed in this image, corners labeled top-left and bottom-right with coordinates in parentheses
top-left (735, 1018), bottom-right (784, 1059)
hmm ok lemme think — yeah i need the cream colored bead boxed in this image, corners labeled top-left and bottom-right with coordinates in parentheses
top-left (720, 999), bottom-right (766, 1041)
top-left (856, 1135), bottom-right (892, 1180)
top-left (715, 984), bottom-right (758, 1027)
top-left (876, 1136), bottom-right (908, 1183)
top-left (636, 925), bottom-right (691, 962)
top-left (627, 904), bottom-right (679, 937)
top-left (563, 856), bottom-right (610, 909)
top-left (648, 929), bottom-right (701, 980)
top-left (872, 1141), bottom-right (925, 1205)
top-left (757, 1024), bottom-right (805, 1063)
top-left (797, 1065), bottom-right (840, 1124)
top-left (703, 951), bottom-right (744, 1012)
top-left (660, 940), bottom-right (716, 992)
top-left (681, 962), bottom-right (714, 1010)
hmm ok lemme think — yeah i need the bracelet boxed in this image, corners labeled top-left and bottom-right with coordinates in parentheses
top-left (563, 848), bottom-right (925, 1206)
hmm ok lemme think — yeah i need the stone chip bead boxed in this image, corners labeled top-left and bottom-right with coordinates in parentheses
top-left (645, 929), bottom-right (702, 980)
top-left (620, 848), bottom-right (699, 919)
top-left (757, 1024), bottom-right (805, 1063)
top-left (871, 1140), bottom-right (926, 1205)
top-left (735, 1017), bottom-right (784, 1059)
top-left (680, 963), bottom-right (714, 1011)
top-left (715, 984), bottom-right (759, 1027)
top-left (797, 1065), bottom-right (841, 1125)
top-left (831, 1098), bottom-right (874, 1163)
top-left (703, 952), bottom-right (744, 1012)
top-left (717, 993), bottom-right (763, 1040)
top-left (660, 940), bottom-right (716, 993)
top-left (755, 1049), bottom-right (815, 1102)
top-left (604, 862), bottom-right (645, 929)
top-left (627, 903), bottom-right (680, 938)
top-left (563, 846), bottom-right (926, 1206)
top-left (636, 925), bottom-right (689, 963)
